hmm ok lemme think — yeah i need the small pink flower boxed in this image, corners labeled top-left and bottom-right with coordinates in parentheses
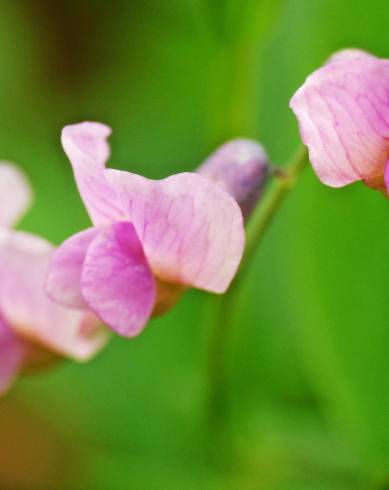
top-left (290, 48), bottom-right (389, 193)
top-left (46, 122), bottom-right (245, 337)
top-left (0, 162), bottom-right (108, 394)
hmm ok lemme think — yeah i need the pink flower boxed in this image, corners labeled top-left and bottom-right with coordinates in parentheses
top-left (46, 122), bottom-right (245, 337)
top-left (290, 48), bottom-right (389, 193)
top-left (0, 162), bottom-right (108, 395)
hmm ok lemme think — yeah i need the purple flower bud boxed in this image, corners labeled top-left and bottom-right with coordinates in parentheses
top-left (197, 139), bottom-right (270, 219)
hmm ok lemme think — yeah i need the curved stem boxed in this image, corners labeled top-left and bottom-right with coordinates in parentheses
top-left (206, 145), bottom-right (308, 427)
top-left (243, 145), bottom-right (308, 276)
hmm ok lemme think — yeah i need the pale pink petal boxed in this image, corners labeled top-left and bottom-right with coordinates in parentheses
top-left (0, 312), bottom-right (25, 395)
top-left (106, 171), bottom-right (245, 293)
top-left (0, 230), bottom-right (108, 361)
top-left (0, 162), bottom-right (32, 227)
top-left (81, 222), bottom-right (156, 337)
top-left (327, 48), bottom-right (377, 65)
top-left (61, 122), bottom-right (125, 226)
top-left (46, 228), bottom-right (99, 309)
top-left (197, 139), bottom-right (269, 219)
top-left (290, 52), bottom-right (389, 187)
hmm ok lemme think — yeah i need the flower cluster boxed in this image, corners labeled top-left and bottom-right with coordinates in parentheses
top-left (0, 122), bottom-right (269, 393)
top-left (2, 45), bottom-right (383, 395)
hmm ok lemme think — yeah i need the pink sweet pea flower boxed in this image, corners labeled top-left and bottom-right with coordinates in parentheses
top-left (46, 122), bottom-right (245, 337)
top-left (0, 162), bottom-right (108, 395)
top-left (290, 48), bottom-right (389, 193)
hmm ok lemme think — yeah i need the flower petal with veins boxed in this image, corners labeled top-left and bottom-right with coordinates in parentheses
top-left (290, 49), bottom-right (389, 188)
top-left (106, 170), bottom-right (244, 293)
top-left (81, 222), bottom-right (156, 337)
top-left (62, 122), bottom-right (125, 225)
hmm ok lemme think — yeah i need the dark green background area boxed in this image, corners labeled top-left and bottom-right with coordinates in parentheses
top-left (0, 1), bottom-right (388, 488)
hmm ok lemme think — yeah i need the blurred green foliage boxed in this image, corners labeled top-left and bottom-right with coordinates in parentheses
top-left (1, 0), bottom-right (389, 488)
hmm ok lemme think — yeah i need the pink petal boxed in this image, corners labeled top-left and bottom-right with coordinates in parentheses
top-left (61, 122), bottom-right (125, 226)
top-left (0, 230), bottom-right (108, 361)
top-left (106, 170), bottom-right (245, 293)
top-left (290, 50), bottom-right (389, 187)
top-left (327, 48), bottom-right (377, 65)
top-left (46, 227), bottom-right (99, 309)
top-left (197, 139), bottom-right (269, 219)
top-left (0, 162), bottom-right (32, 227)
top-left (81, 222), bottom-right (156, 337)
top-left (0, 312), bottom-right (25, 395)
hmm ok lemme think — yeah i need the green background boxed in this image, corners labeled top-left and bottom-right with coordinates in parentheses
top-left (0, 1), bottom-right (388, 488)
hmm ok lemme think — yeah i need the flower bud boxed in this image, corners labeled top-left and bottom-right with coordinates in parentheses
top-left (197, 139), bottom-right (270, 219)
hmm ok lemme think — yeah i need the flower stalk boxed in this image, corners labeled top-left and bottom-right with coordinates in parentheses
top-left (206, 145), bottom-right (308, 427)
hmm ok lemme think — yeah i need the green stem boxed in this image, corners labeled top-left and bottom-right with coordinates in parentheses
top-left (243, 145), bottom-right (308, 276)
top-left (206, 145), bottom-right (308, 427)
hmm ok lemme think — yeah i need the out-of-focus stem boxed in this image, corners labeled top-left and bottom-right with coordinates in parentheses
top-left (206, 145), bottom-right (308, 427)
